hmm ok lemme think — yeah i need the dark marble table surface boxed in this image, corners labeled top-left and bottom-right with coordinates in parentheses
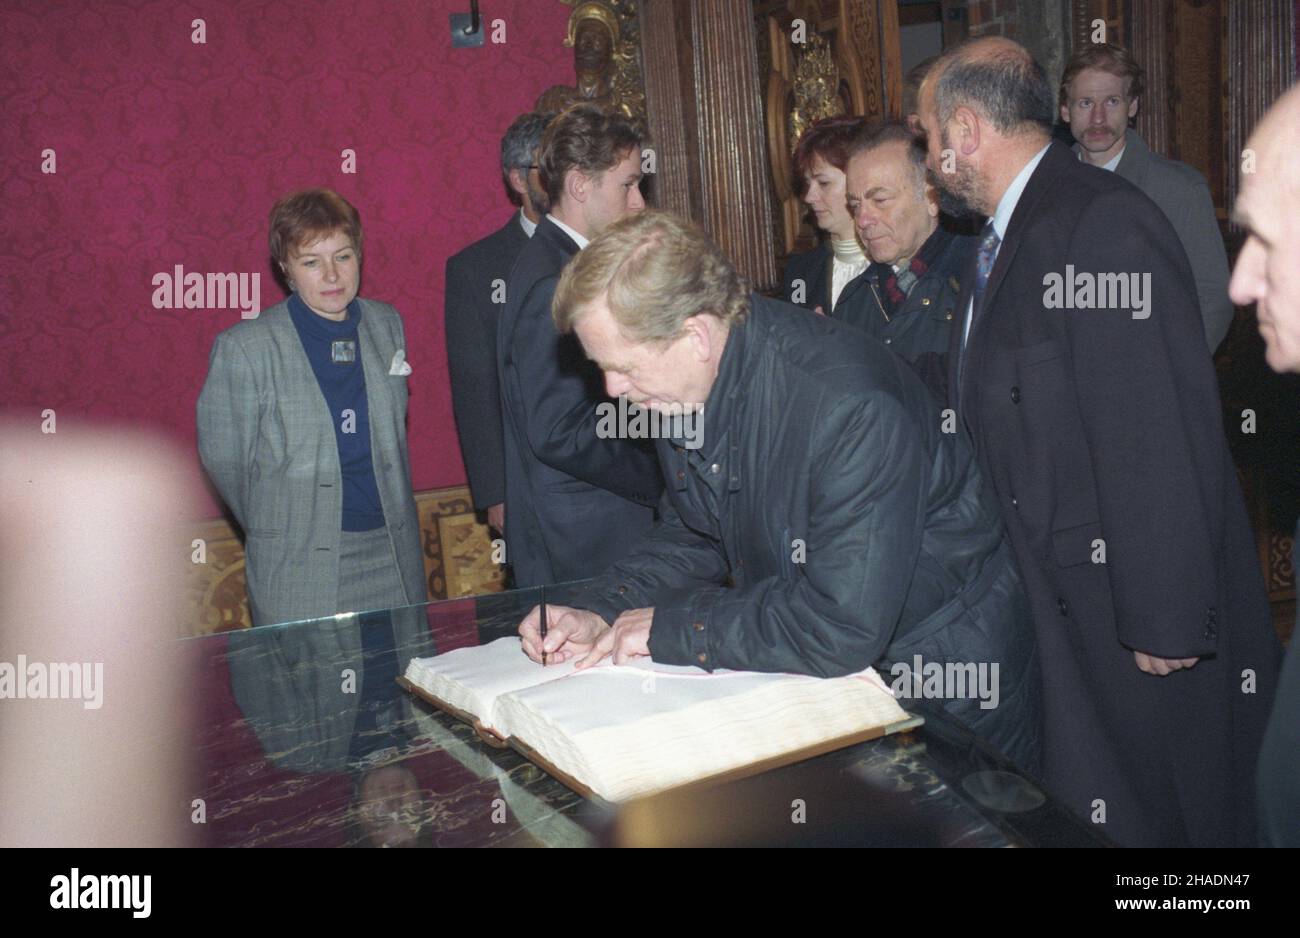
top-left (189, 583), bottom-right (1110, 848)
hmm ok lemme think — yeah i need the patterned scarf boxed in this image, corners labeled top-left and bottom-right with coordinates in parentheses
top-left (868, 226), bottom-right (954, 318)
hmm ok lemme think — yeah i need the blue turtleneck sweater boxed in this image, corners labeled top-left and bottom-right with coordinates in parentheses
top-left (287, 293), bottom-right (386, 531)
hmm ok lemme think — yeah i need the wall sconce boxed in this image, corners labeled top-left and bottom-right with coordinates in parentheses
top-left (450, 0), bottom-right (485, 48)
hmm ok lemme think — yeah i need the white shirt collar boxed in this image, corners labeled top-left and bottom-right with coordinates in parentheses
top-left (518, 207), bottom-right (537, 238)
top-left (990, 143), bottom-right (1051, 242)
top-left (1075, 145), bottom-right (1125, 172)
top-left (546, 213), bottom-right (588, 250)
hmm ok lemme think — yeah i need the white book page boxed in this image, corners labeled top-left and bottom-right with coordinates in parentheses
top-left (406, 638), bottom-right (898, 748)
top-left (404, 637), bottom-right (577, 728)
top-left (500, 666), bottom-right (824, 736)
top-left (403, 638), bottom-right (714, 729)
top-left (493, 664), bottom-right (903, 800)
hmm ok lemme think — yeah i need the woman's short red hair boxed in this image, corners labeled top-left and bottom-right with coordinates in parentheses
top-left (268, 189), bottom-right (363, 268)
top-left (791, 116), bottom-right (869, 196)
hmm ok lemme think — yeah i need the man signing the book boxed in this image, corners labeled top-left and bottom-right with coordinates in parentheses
top-left (518, 210), bottom-right (1042, 775)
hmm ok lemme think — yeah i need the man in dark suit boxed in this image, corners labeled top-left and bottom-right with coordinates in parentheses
top-left (445, 112), bottom-right (553, 536)
top-left (496, 105), bottom-right (662, 588)
top-left (1229, 84), bottom-right (1300, 847)
top-left (1060, 43), bottom-right (1233, 353)
top-left (916, 37), bottom-right (1280, 846)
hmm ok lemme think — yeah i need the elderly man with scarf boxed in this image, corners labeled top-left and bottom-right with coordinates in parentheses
top-left (843, 121), bottom-right (975, 399)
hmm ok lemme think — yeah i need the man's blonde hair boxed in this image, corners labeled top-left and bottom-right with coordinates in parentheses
top-left (552, 210), bottom-right (749, 342)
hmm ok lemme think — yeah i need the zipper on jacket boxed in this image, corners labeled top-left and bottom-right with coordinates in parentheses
top-left (869, 280), bottom-right (891, 323)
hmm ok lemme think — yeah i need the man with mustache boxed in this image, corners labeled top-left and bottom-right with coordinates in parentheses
top-left (1060, 43), bottom-right (1233, 353)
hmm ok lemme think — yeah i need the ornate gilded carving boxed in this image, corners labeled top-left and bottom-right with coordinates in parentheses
top-left (1268, 531), bottom-right (1296, 597)
top-left (415, 488), bottom-right (508, 601)
top-left (536, 0), bottom-right (646, 125)
top-left (763, 1), bottom-right (874, 254)
top-left (185, 521), bottom-right (254, 634)
top-left (788, 32), bottom-right (846, 155)
top-left (183, 486), bottom-right (505, 637)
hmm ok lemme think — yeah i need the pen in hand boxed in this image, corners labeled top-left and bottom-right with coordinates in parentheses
top-left (539, 586), bottom-right (547, 666)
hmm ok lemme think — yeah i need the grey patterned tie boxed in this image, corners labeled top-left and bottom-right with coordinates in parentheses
top-left (958, 220), bottom-right (1001, 398)
top-left (969, 219), bottom-right (1001, 338)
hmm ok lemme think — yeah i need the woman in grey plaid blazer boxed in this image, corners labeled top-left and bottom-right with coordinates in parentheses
top-left (197, 190), bottom-right (427, 626)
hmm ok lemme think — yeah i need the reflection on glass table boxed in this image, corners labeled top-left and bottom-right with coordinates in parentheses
top-left (190, 583), bottom-right (1111, 847)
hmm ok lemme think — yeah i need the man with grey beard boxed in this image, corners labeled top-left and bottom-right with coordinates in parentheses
top-left (915, 36), bottom-right (1279, 846)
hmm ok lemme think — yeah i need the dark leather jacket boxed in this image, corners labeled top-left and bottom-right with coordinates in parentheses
top-left (840, 228), bottom-right (974, 367)
top-left (579, 294), bottom-right (1041, 771)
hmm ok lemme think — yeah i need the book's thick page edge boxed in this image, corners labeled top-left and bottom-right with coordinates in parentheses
top-left (883, 714), bottom-right (926, 735)
top-left (398, 674), bottom-right (927, 802)
top-left (396, 676), bottom-right (510, 749)
top-left (508, 709), bottom-right (926, 804)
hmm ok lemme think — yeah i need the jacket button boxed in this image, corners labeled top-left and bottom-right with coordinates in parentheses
top-left (1010, 386), bottom-right (1020, 404)
top-left (1058, 598), bottom-right (1068, 616)
top-left (1010, 494), bottom-right (1018, 508)
top-left (694, 621), bottom-right (705, 632)
top-left (697, 653), bottom-right (707, 664)
top-left (945, 311), bottom-right (953, 320)
top-left (884, 337), bottom-right (892, 344)
top-left (617, 585), bottom-right (627, 594)
top-left (710, 463), bottom-right (720, 474)
top-left (921, 297), bottom-right (931, 306)
top-left (676, 470), bottom-right (685, 481)
top-left (675, 446), bottom-right (684, 455)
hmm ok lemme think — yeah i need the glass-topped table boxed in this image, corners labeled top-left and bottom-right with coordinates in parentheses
top-left (189, 583), bottom-right (1111, 847)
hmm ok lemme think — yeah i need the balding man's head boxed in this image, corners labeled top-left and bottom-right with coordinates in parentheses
top-left (928, 37), bottom-right (1054, 137)
top-left (1244, 85), bottom-right (1300, 195)
top-left (914, 37), bottom-right (1053, 217)
top-left (1229, 85), bottom-right (1300, 373)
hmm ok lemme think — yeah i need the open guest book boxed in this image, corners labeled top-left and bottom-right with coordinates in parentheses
top-left (399, 637), bottom-right (921, 803)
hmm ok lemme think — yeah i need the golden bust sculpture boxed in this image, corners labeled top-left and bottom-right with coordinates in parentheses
top-left (537, 1), bottom-right (645, 124)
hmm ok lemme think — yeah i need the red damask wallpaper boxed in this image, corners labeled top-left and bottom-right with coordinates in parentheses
top-left (0, 0), bottom-right (573, 518)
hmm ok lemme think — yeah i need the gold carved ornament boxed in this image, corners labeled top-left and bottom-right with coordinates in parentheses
top-left (765, 5), bottom-right (865, 254)
top-left (788, 33), bottom-right (846, 159)
top-left (537, 0), bottom-right (646, 126)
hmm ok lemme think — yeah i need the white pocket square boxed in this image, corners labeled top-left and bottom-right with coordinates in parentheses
top-left (388, 349), bottom-right (412, 376)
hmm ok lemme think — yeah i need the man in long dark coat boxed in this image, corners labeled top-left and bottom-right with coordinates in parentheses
top-left (916, 36), bottom-right (1280, 846)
